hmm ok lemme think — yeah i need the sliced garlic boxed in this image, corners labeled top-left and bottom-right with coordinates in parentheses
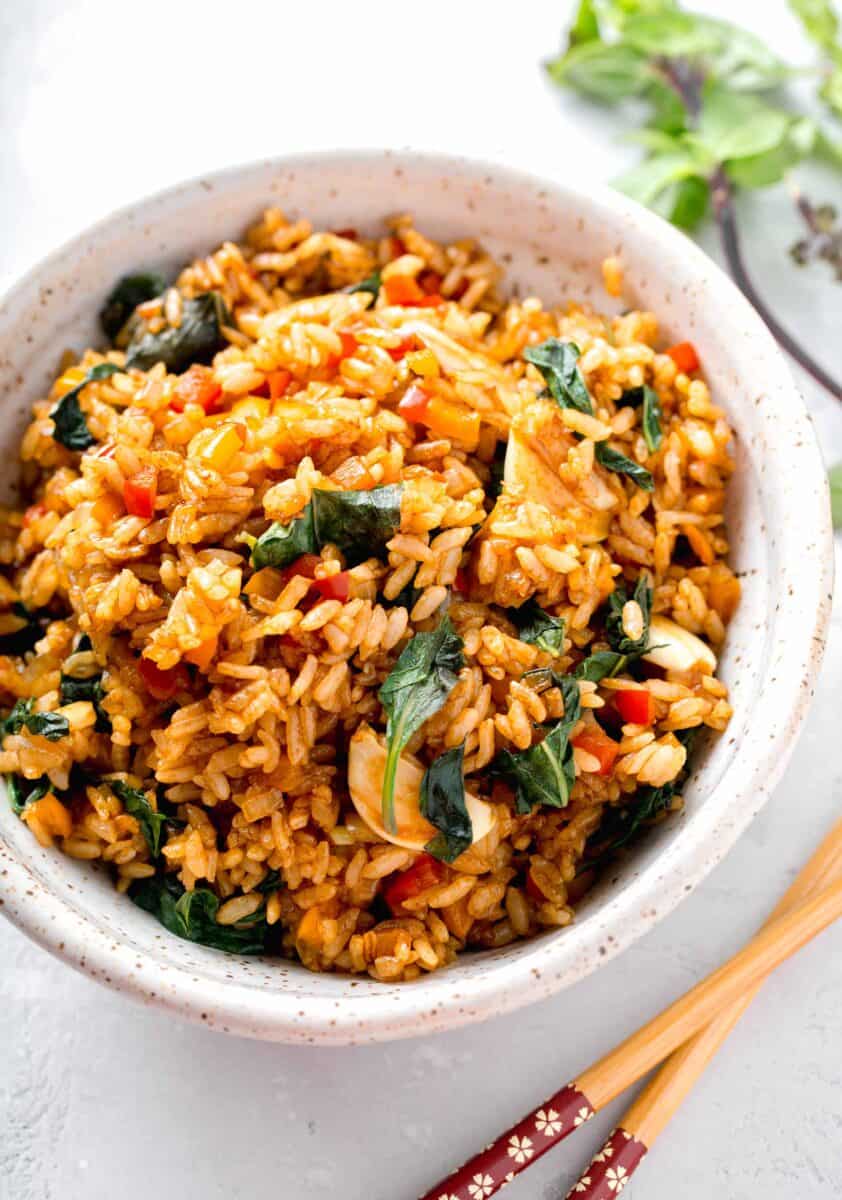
top-left (643, 615), bottom-right (717, 673)
top-left (347, 724), bottom-right (496, 853)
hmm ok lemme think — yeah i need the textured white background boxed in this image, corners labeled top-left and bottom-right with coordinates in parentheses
top-left (1, 2), bottom-right (840, 1197)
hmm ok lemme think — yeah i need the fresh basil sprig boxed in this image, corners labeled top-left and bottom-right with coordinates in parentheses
top-left (125, 292), bottom-right (229, 373)
top-left (420, 743), bottom-right (473, 863)
top-left (5, 774), bottom-right (51, 815)
top-left (100, 271), bottom-right (168, 342)
top-left (378, 615), bottom-right (464, 833)
top-left (345, 269), bottom-right (382, 299)
top-left (621, 384), bottom-right (664, 453)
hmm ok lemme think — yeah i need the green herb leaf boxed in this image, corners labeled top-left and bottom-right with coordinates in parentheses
top-left (378, 615), bottom-right (464, 833)
top-left (100, 271), bottom-right (167, 341)
top-left (595, 442), bottom-right (654, 491)
top-left (507, 599), bottom-right (567, 656)
top-left (569, 0), bottom-right (600, 45)
top-left (653, 175), bottom-right (710, 229)
top-left (108, 778), bottom-right (167, 858)
top-left (345, 269), bottom-right (382, 299)
top-left (131, 874), bottom-right (267, 954)
top-left (622, 11), bottom-right (719, 56)
top-left (524, 339), bottom-right (594, 414)
top-left (49, 362), bottom-right (122, 451)
top-left (256, 868), bottom-right (283, 895)
top-left (605, 575), bottom-right (653, 655)
top-left (1, 699), bottom-right (69, 742)
top-left (615, 148), bottom-right (711, 209)
top-left (0, 603), bottom-right (45, 656)
top-left (574, 650), bottom-right (630, 682)
top-left (621, 384), bottom-right (663, 452)
top-left (491, 678), bottom-right (582, 813)
top-left (250, 484), bottom-right (403, 571)
top-left (5, 774), bottom-right (51, 815)
top-left (693, 17), bottom-right (791, 91)
top-left (697, 83), bottom-right (791, 163)
top-left (790, 0), bottom-right (839, 52)
top-left (125, 292), bottom-right (230, 373)
top-left (829, 462), bottom-right (842, 529)
top-left (420, 743), bottom-right (473, 863)
top-left (546, 40), bottom-right (650, 102)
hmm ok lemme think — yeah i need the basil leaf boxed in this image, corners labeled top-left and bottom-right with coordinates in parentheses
top-left (524, 339), bottom-right (593, 414)
top-left (615, 150), bottom-right (709, 210)
top-left (256, 868), bottom-right (283, 894)
top-left (5, 774), bottom-right (51, 815)
top-left (251, 505), bottom-right (317, 571)
top-left (108, 778), bottom-right (167, 858)
top-left (789, 0), bottom-right (839, 51)
top-left (488, 439), bottom-right (507, 500)
top-left (49, 362), bottom-right (122, 451)
top-left (595, 443), bottom-right (654, 491)
top-left (830, 463), bottom-right (842, 529)
top-left (727, 117), bottom-right (816, 189)
top-left (653, 175), bottom-right (710, 229)
top-left (693, 18), bottom-right (790, 91)
top-left (568, 0), bottom-right (600, 46)
top-left (507, 599), bottom-right (566, 656)
top-left (131, 874), bottom-right (268, 954)
top-left (378, 615), bottom-right (464, 833)
top-left (546, 40), bottom-right (650, 102)
top-left (0, 603), bottom-right (45, 656)
top-left (251, 484), bottom-right (403, 570)
top-left (420, 743), bottom-right (473, 863)
top-left (491, 678), bottom-right (582, 813)
top-left (584, 729), bottom-right (697, 870)
top-left (605, 575), bottom-right (653, 655)
top-left (622, 11), bottom-right (720, 56)
top-left (574, 650), bottom-right (630, 682)
top-left (125, 292), bottom-right (229, 372)
top-left (345, 269), bottom-right (382, 299)
top-left (60, 636), bottom-right (111, 733)
top-left (698, 84), bottom-right (791, 163)
top-left (621, 384), bottom-right (663, 453)
top-left (100, 271), bottom-right (167, 341)
top-left (1, 699), bottom-right (69, 742)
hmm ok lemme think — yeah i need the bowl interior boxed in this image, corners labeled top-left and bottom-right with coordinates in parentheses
top-left (0, 153), bottom-right (831, 1042)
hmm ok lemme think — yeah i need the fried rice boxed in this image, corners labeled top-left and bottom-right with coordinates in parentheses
top-left (0, 209), bottom-right (740, 981)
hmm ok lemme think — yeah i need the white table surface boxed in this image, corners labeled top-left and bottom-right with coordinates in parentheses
top-left (1, 2), bottom-right (840, 1197)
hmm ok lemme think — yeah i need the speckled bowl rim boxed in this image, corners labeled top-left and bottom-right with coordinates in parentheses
top-left (0, 150), bottom-right (833, 1044)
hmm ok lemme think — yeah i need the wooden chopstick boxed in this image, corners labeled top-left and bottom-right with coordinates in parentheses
top-left (418, 818), bottom-right (842, 1200)
top-left (565, 816), bottom-right (842, 1197)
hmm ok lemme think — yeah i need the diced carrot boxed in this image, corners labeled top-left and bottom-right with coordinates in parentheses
top-left (138, 655), bottom-right (186, 701)
top-left (397, 382), bottom-right (432, 424)
top-left (383, 853), bottom-right (447, 915)
top-left (424, 396), bottom-right (481, 450)
top-left (615, 688), bottom-right (656, 726)
top-left (572, 726), bottom-right (620, 776)
top-left (184, 636), bottom-right (217, 672)
top-left (267, 369), bottom-right (293, 400)
top-left (22, 503), bottom-right (48, 528)
top-left (332, 228), bottom-right (358, 241)
top-left (386, 235), bottom-right (406, 259)
top-left (665, 341), bottom-right (700, 373)
top-left (123, 465), bottom-right (157, 518)
top-left (383, 275), bottom-right (425, 305)
top-left (339, 331), bottom-right (359, 359)
top-left (231, 396), bottom-right (270, 426)
top-left (172, 364), bottom-right (223, 413)
top-left (312, 571), bottom-right (351, 602)
top-left (414, 293), bottom-right (444, 308)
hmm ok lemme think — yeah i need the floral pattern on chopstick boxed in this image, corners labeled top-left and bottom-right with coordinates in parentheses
top-left (566, 1128), bottom-right (647, 1197)
top-left (418, 1084), bottom-right (595, 1200)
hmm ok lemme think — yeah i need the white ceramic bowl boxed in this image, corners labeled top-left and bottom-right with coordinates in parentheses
top-left (0, 152), bottom-right (832, 1044)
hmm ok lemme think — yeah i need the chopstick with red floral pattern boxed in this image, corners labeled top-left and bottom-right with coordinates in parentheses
top-left (419, 817), bottom-right (842, 1200)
